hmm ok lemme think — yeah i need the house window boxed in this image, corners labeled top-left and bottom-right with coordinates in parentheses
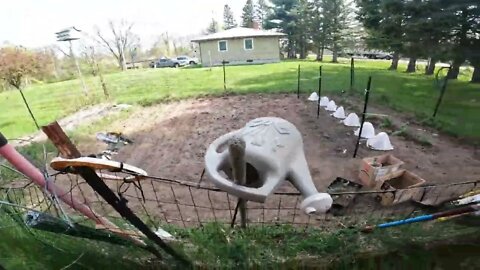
top-left (218, 40), bottom-right (228, 52)
top-left (244, 38), bottom-right (254, 50)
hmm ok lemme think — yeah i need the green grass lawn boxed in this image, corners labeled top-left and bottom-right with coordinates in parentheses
top-left (1, 59), bottom-right (478, 140)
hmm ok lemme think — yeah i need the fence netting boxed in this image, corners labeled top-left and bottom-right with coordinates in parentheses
top-left (1, 163), bottom-right (478, 230)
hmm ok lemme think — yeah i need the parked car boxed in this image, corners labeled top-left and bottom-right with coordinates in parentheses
top-left (149, 58), bottom-right (185, 68)
top-left (176, 55), bottom-right (199, 65)
top-left (375, 53), bottom-right (393, 60)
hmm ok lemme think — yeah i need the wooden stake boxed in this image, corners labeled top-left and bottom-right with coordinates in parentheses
top-left (42, 122), bottom-right (190, 264)
top-left (229, 137), bottom-right (247, 228)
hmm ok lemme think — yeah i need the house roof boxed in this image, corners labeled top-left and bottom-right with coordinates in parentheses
top-left (191, 27), bottom-right (286, 42)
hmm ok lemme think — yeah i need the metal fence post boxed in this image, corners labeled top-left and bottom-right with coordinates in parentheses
top-left (317, 66), bottom-right (322, 118)
top-left (350, 58), bottom-right (355, 91)
top-left (353, 76), bottom-right (372, 158)
top-left (222, 60), bottom-right (227, 91)
top-left (433, 67), bottom-right (451, 118)
top-left (297, 64), bottom-right (301, 98)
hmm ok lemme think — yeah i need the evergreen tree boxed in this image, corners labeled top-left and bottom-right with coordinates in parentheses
top-left (356, 0), bottom-right (406, 70)
top-left (242, 0), bottom-right (256, 28)
top-left (323, 0), bottom-right (350, 62)
top-left (293, 0), bottom-right (310, 59)
top-left (266, 0), bottom-right (299, 58)
top-left (223, 4), bottom-right (238, 30)
top-left (206, 18), bottom-right (219, 34)
top-left (255, 0), bottom-right (271, 28)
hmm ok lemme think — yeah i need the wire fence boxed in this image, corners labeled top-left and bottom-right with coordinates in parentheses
top-left (0, 58), bottom-right (479, 267)
top-left (3, 58), bottom-right (476, 142)
top-left (1, 166), bottom-right (478, 231)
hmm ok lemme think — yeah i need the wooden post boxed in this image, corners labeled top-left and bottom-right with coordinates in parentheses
top-left (353, 76), bottom-right (372, 158)
top-left (229, 137), bottom-right (247, 228)
top-left (297, 64), bottom-right (301, 98)
top-left (317, 66), bottom-right (322, 118)
top-left (42, 122), bottom-right (189, 265)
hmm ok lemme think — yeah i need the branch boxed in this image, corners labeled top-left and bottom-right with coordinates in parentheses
top-left (54, 45), bottom-right (71, 58)
top-left (95, 28), bottom-right (120, 61)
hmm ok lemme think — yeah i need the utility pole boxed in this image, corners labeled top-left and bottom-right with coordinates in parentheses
top-left (56, 27), bottom-right (89, 95)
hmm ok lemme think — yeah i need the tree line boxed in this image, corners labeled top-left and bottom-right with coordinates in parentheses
top-left (214, 0), bottom-right (479, 83)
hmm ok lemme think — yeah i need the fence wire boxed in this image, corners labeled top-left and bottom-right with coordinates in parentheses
top-left (1, 166), bottom-right (478, 231)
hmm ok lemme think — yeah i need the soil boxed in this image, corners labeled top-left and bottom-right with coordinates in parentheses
top-left (79, 93), bottom-right (480, 187)
top-left (12, 104), bottom-right (131, 147)
top-left (58, 93), bottom-right (480, 227)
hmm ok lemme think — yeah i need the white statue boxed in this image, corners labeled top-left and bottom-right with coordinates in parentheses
top-left (205, 117), bottom-right (332, 215)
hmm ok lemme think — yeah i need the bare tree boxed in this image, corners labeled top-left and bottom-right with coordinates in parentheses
top-left (83, 46), bottom-right (109, 98)
top-left (95, 20), bottom-right (138, 71)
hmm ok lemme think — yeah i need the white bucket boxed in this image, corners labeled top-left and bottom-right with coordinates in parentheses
top-left (319, 96), bottom-right (329, 107)
top-left (332, 106), bottom-right (346, 119)
top-left (354, 122), bottom-right (375, 139)
top-left (367, 132), bottom-right (394, 151)
top-left (308, 92), bottom-right (319, 101)
top-left (325, 100), bottom-right (337, 111)
top-left (343, 113), bottom-right (360, 127)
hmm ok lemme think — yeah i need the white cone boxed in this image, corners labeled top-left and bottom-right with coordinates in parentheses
top-left (319, 96), bottom-right (329, 107)
top-left (354, 122), bottom-right (375, 139)
top-left (308, 92), bottom-right (319, 101)
top-left (325, 100), bottom-right (337, 111)
top-left (343, 113), bottom-right (360, 127)
top-left (332, 106), bottom-right (346, 119)
top-left (367, 132), bottom-right (394, 151)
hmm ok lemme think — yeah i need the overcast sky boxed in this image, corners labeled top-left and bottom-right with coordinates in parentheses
top-left (0, 0), bottom-right (246, 48)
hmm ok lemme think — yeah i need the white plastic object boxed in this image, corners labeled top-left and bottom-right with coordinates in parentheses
top-left (343, 113), bottom-right (360, 127)
top-left (307, 92), bottom-right (319, 101)
top-left (453, 194), bottom-right (480, 206)
top-left (367, 132), bottom-right (394, 151)
top-left (319, 96), bottom-right (329, 107)
top-left (332, 106), bottom-right (346, 119)
top-left (354, 122), bottom-right (375, 139)
top-left (300, 193), bottom-right (333, 214)
top-left (205, 117), bottom-right (332, 214)
top-left (325, 100), bottom-right (337, 111)
top-left (155, 227), bottom-right (175, 241)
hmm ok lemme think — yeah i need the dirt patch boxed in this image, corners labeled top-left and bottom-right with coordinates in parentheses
top-left (13, 104), bottom-right (132, 147)
top-left (78, 93), bottom-right (480, 187)
top-left (63, 93), bottom-right (480, 227)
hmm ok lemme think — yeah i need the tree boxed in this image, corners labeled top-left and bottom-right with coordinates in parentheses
top-left (242, 0), bottom-right (255, 28)
top-left (357, 0), bottom-right (406, 70)
top-left (255, 0), bottom-right (271, 28)
top-left (322, 0), bottom-right (350, 63)
top-left (206, 18), bottom-right (220, 34)
top-left (83, 46), bottom-right (109, 98)
top-left (266, 0), bottom-right (299, 58)
top-left (95, 20), bottom-right (138, 71)
top-left (445, 2), bottom-right (479, 80)
top-left (0, 47), bottom-right (44, 90)
top-left (310, 0), bottom-right (327, 61)
top-left (402, 0), bottom-right (424, 73)
top-left (223, 4), bottom-right (238, 30)
top-left (0, 47), bottom-right (43, 128)
top-left (468, 39), bottom-right (480, 83)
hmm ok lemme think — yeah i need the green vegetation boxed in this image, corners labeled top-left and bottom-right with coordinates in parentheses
top-left (167, 220), bottom-right (480, 268)
top-left (2, 209), bottom-right (477, 270)
top-left (1, 59), bottom-right (478, 141)
top-left (0, 207), bottom-right (148, 269)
